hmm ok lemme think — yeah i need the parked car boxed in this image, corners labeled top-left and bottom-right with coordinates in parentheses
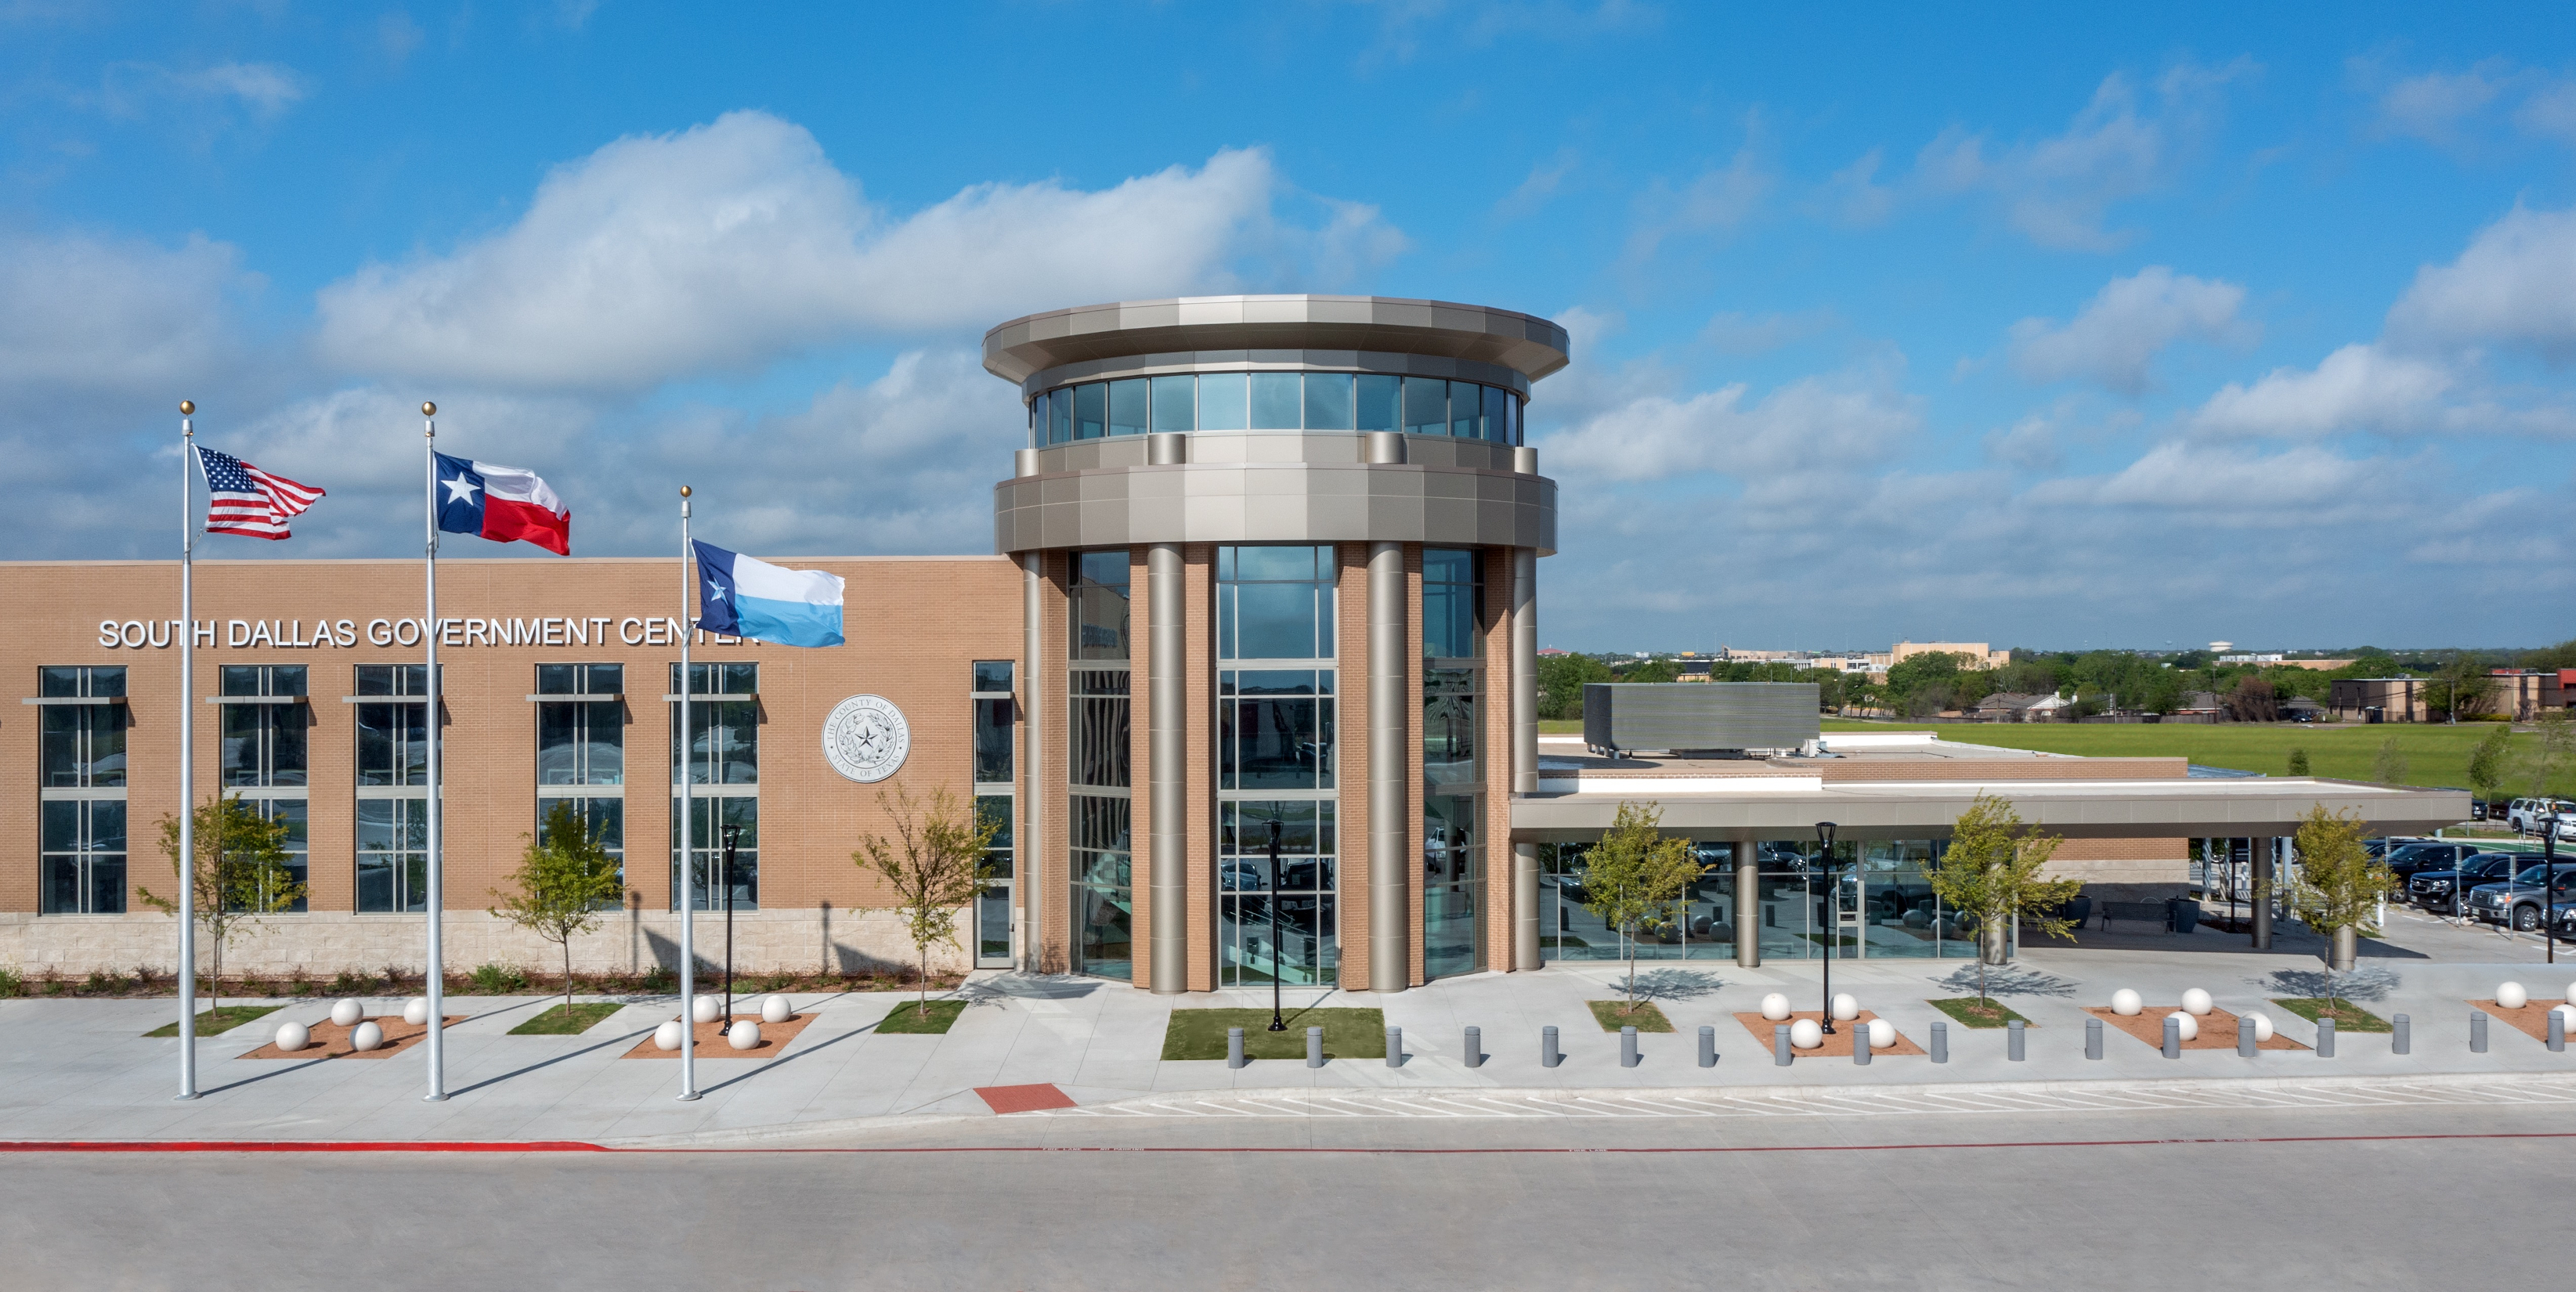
top-left (2465, 864), bottom-right (2576, 931)
top-left (2380, 841), bottom-right (2488, 881)
top-left (2408, 853), bottom-right (2534, 915)
top-left (2509, 799), bottom-right (2576, 835)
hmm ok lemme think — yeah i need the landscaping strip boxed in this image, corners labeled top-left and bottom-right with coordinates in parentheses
top-left (143, 1005), bottom-right (285, 1038)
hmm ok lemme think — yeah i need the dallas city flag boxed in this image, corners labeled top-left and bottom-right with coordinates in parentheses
top-left (435, 452), bottom-right (571, 554)
top-left (692, 541), bottom-right (844, 648)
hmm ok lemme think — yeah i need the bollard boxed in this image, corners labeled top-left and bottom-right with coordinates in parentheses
top-left (1227, 1027), bottom-right (1245, 1070)
top-left (2553, 1010), bottom-right (2567, 1054)
top-left (2162, 1015), bottom-right (2180, 1059)
top-left (2086, 1016), bottom-right (2105, 1061)
top-left (2318, 1015), bottom-right (2336, 1059)
top-left (1386, 1026), bottom-right (1403, 1069)
top-left (1542, 1025), bottom-right (1561, 1068)
top-left (1854, 1023), bottom-right (1871, 1066)
top-left (2394, 1012), bottom-right (2410, 1056)
top-left (1698, 1024), bottom-right (1717, 1069)
top-left (1775, 1023), bottom-right (1793, 1066)
top-left (1306, 1026), bottom-right (1324, 1068)
top-left (1620, 1025), bottom-right (1640, 1068)
top-left (2472, 1010), bottom-right (2489, 1054)
top-left (2007, 1019), bottom-right (2025, 1062)
top-left (1930, 1020), bottom-right (1948, 1064)
top-left (2238, 1016), bottom-right (2256, 1058)
top-left (1465, 1025), bottom-right (1482, 1068)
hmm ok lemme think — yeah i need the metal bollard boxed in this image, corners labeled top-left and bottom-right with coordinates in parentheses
top-left (1386, 1026), bottom-right (1403, 1068)
top-left (2394, 1012), bottom-right (2410, 1055)
top-left (1306, 1026), bottom-right (1324, 1068)
top-left (1698, 1024), bottom-right (1717, 1069)
top-left (1541, 1025), bottom-right (1561, 1068)
top-left (2472, 1010), bottom-right (2489, 1054)
top-left (1854, 1024), bottom-right (1871, 1066)
top-left (1465, 1025), bottom-right (1482, 1068)
top-left (2008, 1019), bottom-right (2025, 1062)
top-left (1775, 1023), bottom-right (1793, 1066)
top-left (1930, 1020), bottom-right (1948, 1064)
top-left (2162, 1015), bottom-right (2180, 1059)
top-left (1227, 1027), bottom-right (1245, 1070)
top-left (2086, 1016), bottom-right (2104, 1060)
top-left (2553, 1010), bottom-right (2567, 1054)
top-left (2318, 1016), bottom-right (2336, 1059)
top-left (2238, 1016), bottom-right (2256, 1058)
top-left (1620, 1025), bottom-right (1640, 1068)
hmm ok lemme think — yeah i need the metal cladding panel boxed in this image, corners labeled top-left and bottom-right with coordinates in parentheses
top-left (1581, 683), bottom-right (1821, 752)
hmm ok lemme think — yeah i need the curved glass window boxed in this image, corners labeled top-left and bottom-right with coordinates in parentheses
top-left (1073, 383), bottom-right (1106, 440)
top-left (1249, 373), bottom-right (1301, 429)
top-left (1302, 373), bottom-right (1353, 430)
top-left (1151, 375), bottom-right (1194, 432)
top-left (1198, 373), bottom-right (1248, 430)
top-left (1031, 373), bottom-right (1524, 446)
top-left (1402, 376), bottom-right (1447, 435)
top-left (1108, 378), bottom-right (1149, 436)
top-left (1357, 374), bottom-right (1400, 431)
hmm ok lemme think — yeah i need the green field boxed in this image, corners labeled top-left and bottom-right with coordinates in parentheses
top-left (1823, 720), bottom-right (2557, 796)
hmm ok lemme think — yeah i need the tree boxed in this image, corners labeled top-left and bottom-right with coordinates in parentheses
top-left (1537, 653), bottom-right (1614, 721)
top-left (2527, 710), bottom-right (2575, 797)
top-left (1618, 657), bottom-right (1679, 684)
top-left (855, 785), bottom-right (1001, 1018)
top-left (1885, 651), bottom-right (1971, 711)
top-left (2287, 747), bottom-right (2310, 776)
top-left (140, 792), bottom-right (305, 1011)
top-left (2466, 724), bottom-right (2513, 807)
top-left (2282, 804), bottom-right (2396, 1002)
top-left (2520, 637), bottom-right (2576, 671)
top-left (488, 802), bottom-right (627, 1012)
top-left (2426, 653), bottom-right (2494, 723)
top-left (1923, 792), bottom-right (2083, 1001)
top-left (2372, 736), bottom-right (2410, 786)
top-left (2225, 675), bottom-right (2278, 724)
top-left (1574, 801), bottom-right (1705, 1013)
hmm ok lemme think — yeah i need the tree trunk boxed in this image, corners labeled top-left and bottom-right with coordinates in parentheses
top-left (563, 939), bottom-right (576, 1012)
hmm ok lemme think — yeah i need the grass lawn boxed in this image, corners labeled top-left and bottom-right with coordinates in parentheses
top-left (876, 998), bottom-right (968, 1034)
top-left (1539, 719), bottom-right (1582, 734)
top-left (1162, 1007), bottom-right (1387, 1059)
top-left (2270, 998), bottom-right (2395, 1031)
top-left (1586, 999), bottom-right (1675, 1031)
top-left (506, 1001), bottom-right (625, 1035)
top-left (1822, 718), bottom-right (2552, 796)
top-left (143, 1004), bottom-right (284, 1038)
top-left (1927, 998), bottom-right (2031, 1028)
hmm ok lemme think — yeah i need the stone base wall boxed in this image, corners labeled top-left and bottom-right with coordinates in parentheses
top-left (0, 906), bottom-right (970, 980)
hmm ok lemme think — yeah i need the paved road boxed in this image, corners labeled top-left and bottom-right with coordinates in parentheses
top-left (10, 1101), bottom-right (2569, 1290)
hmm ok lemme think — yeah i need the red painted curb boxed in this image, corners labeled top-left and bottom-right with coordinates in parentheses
top-left (0, 1140), bottom-right (609, 1153)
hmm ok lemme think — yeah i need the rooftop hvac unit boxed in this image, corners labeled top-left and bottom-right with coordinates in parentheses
top-left (1582, 682), bottom-right (1820, 756)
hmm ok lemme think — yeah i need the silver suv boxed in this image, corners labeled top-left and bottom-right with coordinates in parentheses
top-left (2509, 799), bottom-right (2576, 835)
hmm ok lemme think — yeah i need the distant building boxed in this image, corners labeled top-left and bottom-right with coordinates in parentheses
top-left (2331, 678), bottom-right (2428, 722)
top-left (1891, 641), bottom-right (2011, 670)
top-left (2487, 669), bottom-right (2565, 721)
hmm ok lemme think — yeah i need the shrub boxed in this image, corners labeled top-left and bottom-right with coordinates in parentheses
top-left (640, 966), bottom-right (677, 994)
top-left (470, 962), bottom-right (528, 994)
top-left (329, 969), bottom-right (377, 996)
top-left (0, 967), bottom-right (22, 998)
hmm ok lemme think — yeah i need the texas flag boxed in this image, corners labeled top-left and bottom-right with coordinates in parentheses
top-left (435, 452), bottom-right (571, 554)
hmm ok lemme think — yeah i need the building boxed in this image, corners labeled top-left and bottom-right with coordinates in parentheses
top-left (1891, 641), bottom-right (2011, 670)
top-left (0, 294), bottom-right (2469, 991)
top-left (2330, 677), bottom-right (2428, 722)
top-left (2487, 669), bottom-right (2565, 721)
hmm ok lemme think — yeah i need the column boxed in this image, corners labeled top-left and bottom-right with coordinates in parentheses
top-left (2250, 838), bottom-right (2274, 951)
top-left (1021, 552), bottom-right (1044, 974)
top-left (1367, 540), bottom-right (1409, 993)
top-left (1511, 547), bottom-right (1540, 972)
top-left (1147, 541), bottom-right (1187, 994)
top-left (1735, 854), bottom-right (1761, 968)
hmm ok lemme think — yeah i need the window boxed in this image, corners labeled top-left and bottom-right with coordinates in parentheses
top-left (1250, 373), bottom-right (1301, 429)
top-left (1423, 547), bottom-right (1483, 660)
top-left (537, 663), bottom-right (625, 898)
top-left (1050, 388), bottom-right (1073, 444)
top-left (38, 666), bottom-right (126, 915)
top-left (1028, 374), bottom-right (1521, 442)
top-left (1219, 799), bottom-right (1339, 987)
top-left (42, 799), bottom-right (125, 915)
top-left (355, 664), bottom-right (433, 911)
top-left (1070, 794), bottom-right (1132, 981)
top-left (1073, 382), bottom-right (1107, 440)
top-left (972, 660), bottom-right (1015, 785)
top-left (1071, 550), bottom-right (1130, 662)
top-left (1219, 671), bottom-right (1335, 791)
top-left (1450, 381), bottom-right (1483, 438)
top-left (670, 662), bottom-right (757, 910)
top-left (1302, 373), bottom-right (1354, 430)
top-left (220, 665), bottom-right (309, 911)
top-left (1215, 547), bottom-right (1340, 984)
top-left (1198, 373), bottom-right (1248, 430)
top-left (1357, 375), bottom-right (1400, 432)
top-left (1216, 545), bottom-right (1335, 660)
top-left (1150, 374), bottom-right (1195, 432)
top-left (1067, 551), bottom-right (1131, 979)
top-left (1425, 666), bottom-right (1482, 979)
top-left (972, 662), bottom-right (1017, 968)
top-left (1403, 376), bottom-right (1448, 435)
top-left (1108, 377), bottom-right (1149, 436)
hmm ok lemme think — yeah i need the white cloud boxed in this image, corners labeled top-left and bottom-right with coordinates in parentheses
top-left (1621, 145), bottom-right (1771, 265)
top-left (2386, 203), bottom-right (2576, 358)
top-left (102, 61), bottom-right (308, 123)
top-left (1495, 147), bottom-right (1577, 220)
top-left (314, 112), bottom-right (1405, 392)
top-left (2007, 266), bottom-right (2254, 394)
top-left (1824, 148), bottom-right (1895, 227)
top-left (2374, 63), bottom-right (2509, 145)
top-left (0, 230), bottom-right (253, 393)
top-left (2188, 344), bottom-right (2455, 438)
top-left (2520, 80), bottom-right (2576, 145)
top-left (1537, 369), bottom-right (1919, 483)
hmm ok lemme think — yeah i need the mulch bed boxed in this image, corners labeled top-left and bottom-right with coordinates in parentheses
top-left (238, 1016), bottom-right (466, 1060)
top-left (1732, 1010), bottom-right (1924, 1059)
top-left (2082, 1005), bottom-right (2306, 1052)
top-left (2469, 999), bottom-right (2576, 1043)
top-left (620, 1012), bottom-right (818, 1059)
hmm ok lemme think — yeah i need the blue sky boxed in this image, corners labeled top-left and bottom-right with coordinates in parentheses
top-left (5, 2), bottom-right (2572, 652)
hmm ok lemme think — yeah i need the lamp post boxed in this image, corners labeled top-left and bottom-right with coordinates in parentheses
top-left (1815, 821), bottom-right (1838, 1034)
top-left (721, 824), bottom-right (739, 1022)
top-left (1266, 818), bottom-right (1287, 1032)
top-left (2543, 810), bottom-right (2560, 967)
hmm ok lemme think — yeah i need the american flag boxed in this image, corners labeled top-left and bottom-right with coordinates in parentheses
top-left (195, 446), bottom-right (324, 540)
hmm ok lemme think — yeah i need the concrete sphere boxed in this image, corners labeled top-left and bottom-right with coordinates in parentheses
top-left (2498, 981), bottom-right (2531, 1010)
top-left (1788, 1018), bottom-right (1824, 1049)
top-left (691, 994), bottom-right (721, 1024)
top-left (2111, 989), bottom-right (2144, 1016)
top-left (653, 1020), bottom-right (685, 1051)
top-left (1830, 993), bottom-right (1859, 1021)
top-left (330, 998), bottom-right (363, 1027)
top-left (2168, 1012), bottom-right (2198, 1042)
top-left (761, 994), bottom-right (792, 1024)
top-left (727, 1020), bottom-right (761, 1050)
top-left (274, 1021), bottom-right (309, 1052)
top-left (1866, 1018), bottom-right (1896, 1049)
top-left (2553, 1003), bottom-right (2576, 1026)
top-left (1760, 992), bottom-right (1792, 1021)
top-left (2180, 988), bottom-right (2214, 1016)
top-left (349, 1021), bottom-right (385, 1052)
top-left (2244, 1012), bottom-right (2274, 1042)
top-left (403, 998), bottom-right (431, 1026)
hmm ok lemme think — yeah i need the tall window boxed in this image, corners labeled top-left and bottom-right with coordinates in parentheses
top-left (537, 663), bottom-right (625, 893)
top-left (355, 664), bottom-right (433, 912)
top-left (220, 665), bottom-right (308, 911)
top-left (1424, 548), bottom-right (1484, 979)
top-left (38, 666), bottom-right (125, 915)
top-left (671, 662), bottom-right (757, 911)
top-left (1068, 551), bottom-right (1132, 980)
top-left (972, 660), bottom-right (1016, 968)
top-left (1216, 545), bottom-right (1340, 987)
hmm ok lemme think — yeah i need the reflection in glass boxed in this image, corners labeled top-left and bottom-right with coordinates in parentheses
top-left (1074, 383), bottom-right (1106, 440)
top-left (1357, 374), bottom-right (1400, 432)
top-left (1197, 373), bottom-right (1248, 430)
top-left (670, 796), bottom-right (757, 911)
top-left (1108, 377), bottom-right (1149, 436)
top-left (39, 798), bottom-right (125, 914)
top-left (1249, 373), bottom-right (1301, 429)
top-left (1302, 372), bottom-right (1353, 430)
top-left (1422, 547), bottom-right (1483, 659)
top-left (1403, 376), bottom-right (1448, 435)
top-left (1050, 388), bottom-right (1074, 443)
top-left (1150, 375), bottom-right (1194, 432)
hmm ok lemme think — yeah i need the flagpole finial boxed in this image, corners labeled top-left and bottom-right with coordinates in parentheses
top-left (680, 485), bottom-right (692, 498)
top-left (421, 401), bottom-right (436, 417)
top-left (179, 400), bottom-right (194, 415)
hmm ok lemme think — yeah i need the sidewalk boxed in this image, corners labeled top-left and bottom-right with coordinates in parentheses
top-left (6, 944), bottom-right (2576, 1145)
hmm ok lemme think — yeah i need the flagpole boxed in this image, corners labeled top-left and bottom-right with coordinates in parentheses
top-left (677, 485), bottom-right (699, 1101)
top-left (422, 401), bottom-right (447, 1103)
top-left (176, 401), bottom-right (199, 1100)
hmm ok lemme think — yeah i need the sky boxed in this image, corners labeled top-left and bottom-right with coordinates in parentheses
top-left (4, 2), bottom-right (2573, 653)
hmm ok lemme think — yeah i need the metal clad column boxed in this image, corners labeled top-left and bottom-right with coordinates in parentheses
top-left (1736, 854), bottom-right (1761, 968)
top-left (1368, 538), bottom-right (1410, 993)
top-left (1147, 540), bottom-right (1187, 994)
top-left (1021, 550), bottom-right (1044, 974)
top-left (1511, 547), bottom-right (1541, 972)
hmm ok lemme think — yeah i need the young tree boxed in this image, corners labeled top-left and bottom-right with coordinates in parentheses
top-left (2466, 724), bottom-right (2513, 808)
top-left (2286, 747), bottom-right (2310, 776)
top-left (2527, 710), bottom-right (2575, 798)
top-left (2282, 804), bottom-right (2397, 1002)
top-left (2372, 735), bottom-right (2410, 786)
top-left (1924, 792), bottom-right (2083, 1001)
top-left (855, 785), bottom-right (1001, 1018)
top-left (488, 802), bottom-right (627, 1012)
top-left (140, 792), bottom-right (305, 1011)
top-left (1574, 801), bottom-right (1706, 1012)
